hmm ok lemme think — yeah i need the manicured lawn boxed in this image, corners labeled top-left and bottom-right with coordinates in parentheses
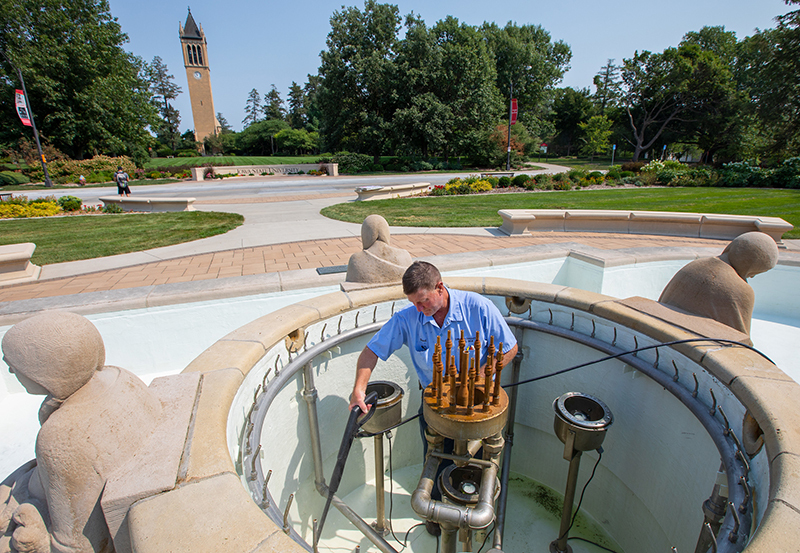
top-left (0, 211), bottom-right (243, 265)
top-left (320, 187), bottom-right (800, 239)
top-left (144, 155), bottom-right (323, 169)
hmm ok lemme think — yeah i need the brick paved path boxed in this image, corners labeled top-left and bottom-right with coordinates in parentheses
top-left (0, 232), bottom-right (725, 303)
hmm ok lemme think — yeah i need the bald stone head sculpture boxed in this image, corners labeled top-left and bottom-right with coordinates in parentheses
top-left (1, 311), bottom-right (161, 553)
top-left (346, 214), bottom-right (413, 284)
top-left (659, 232), bottom-right (779, 336)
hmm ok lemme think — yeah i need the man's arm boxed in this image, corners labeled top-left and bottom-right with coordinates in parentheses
top-left (500, 343), bottom-right (518, 370)
top-left (349, 347), bottom-right (378, 412)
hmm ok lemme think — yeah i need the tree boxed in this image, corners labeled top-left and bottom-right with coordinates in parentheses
top-left (236, 119), bottom-right (289, 155)
top-left (145, 56), bottom-right (182, 150)
top-left (263, 84), bottom-right (286, 121)
top-left (287, 81), bottom-right (306, 129)
top-left (393, 15), bottom-right (499, 160)
top-left (317, 0), bottom-right (401, 161)
top-left (737, 1), bottom-right (800, 158)
top-left (551, 87), bottom-right (594, 155)
top-left (592, 59), bottom-right (620, 115)
top-left (275, 128), bottom-right (319, 154)
top-left (481, 21), bottom-right (572, 137)
top-left (242, 88), bottom-right (261, 127)
top-left (0, 0), bottom-right (158, 162)
top-left (216, 112), bottom-right (233, 134)
top-left (579, 115), bottom-right (613, 160)
top-left (619, 45), bottom-right (732, 161)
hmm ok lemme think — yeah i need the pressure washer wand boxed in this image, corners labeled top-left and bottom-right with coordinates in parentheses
top-left (314, 391), bottom-right (379, 548)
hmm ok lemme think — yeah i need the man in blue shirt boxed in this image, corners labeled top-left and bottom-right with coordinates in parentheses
top-left (349, 261), bottom-right (518, 413)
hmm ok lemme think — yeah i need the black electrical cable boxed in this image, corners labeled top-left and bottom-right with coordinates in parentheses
top-left (476, 522), bottom-right (495, 553)
top-left (567, 536), bottom-right (620, 553)
top-left (557, 450), bottom-right (603, 543)
top-left (357, 413), bottom-right (420, 438)
top-left (505, 337), bottom-right (774, 389)
top-left (386, 431), bottom-right (406, 550)
top-left (403, 523), bottom-right (425, 546)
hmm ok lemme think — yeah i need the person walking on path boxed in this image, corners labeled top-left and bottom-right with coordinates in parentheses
top-left (114, 166), bottom-right (131, 197)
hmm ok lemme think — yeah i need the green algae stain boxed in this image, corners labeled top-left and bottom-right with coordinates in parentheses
top-left (507, 474), bottom-right (623, 552)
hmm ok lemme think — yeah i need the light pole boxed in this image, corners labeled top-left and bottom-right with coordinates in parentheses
top-left (506, 81), bottom-right (513, 171)
top-left (1, 49), bottom-right (53, 187)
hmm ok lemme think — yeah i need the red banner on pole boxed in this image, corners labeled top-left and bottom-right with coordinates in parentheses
top-left (510, 98), bottom-right (518, 125)
top-left (15, 90), bottom-right (32, 127)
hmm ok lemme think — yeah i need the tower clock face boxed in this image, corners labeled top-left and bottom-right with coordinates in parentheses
top-left (193, 71), bottom-right (202, 80)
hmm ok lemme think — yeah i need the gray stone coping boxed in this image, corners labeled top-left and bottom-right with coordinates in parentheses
top-left (99, 196), bottom-right (196, 212)
top-left (0, 242), bottom-right (40, 285)
top-left (498, 209), bottom-right (793, 244)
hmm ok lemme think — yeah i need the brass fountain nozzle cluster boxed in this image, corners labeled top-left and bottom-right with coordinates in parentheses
top-left (423, 329), bottom-right (508, 433)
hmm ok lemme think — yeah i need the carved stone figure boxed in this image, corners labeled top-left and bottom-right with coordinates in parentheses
top-left (659, 232), bottom-right (779, 335)
top-left (346, 214), bottom-right (413, 283)
top-left (1, 312), bottom-right (161, 553)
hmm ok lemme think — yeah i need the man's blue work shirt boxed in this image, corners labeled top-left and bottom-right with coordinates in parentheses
top-left (367, 288), bottom-right (517, 387)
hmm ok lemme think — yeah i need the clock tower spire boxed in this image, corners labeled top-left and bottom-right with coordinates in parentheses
top-left (179, 8), bottom-right (220, 153)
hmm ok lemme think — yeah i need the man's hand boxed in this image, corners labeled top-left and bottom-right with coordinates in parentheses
top-left (350, 347), bottom-right (379, 413)
top-left (10, 504), bottom-right (49, 553)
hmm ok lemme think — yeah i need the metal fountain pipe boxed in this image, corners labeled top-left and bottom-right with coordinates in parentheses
top-left (410, 452), bottom-right (500, 530)
top-left (492, 349), bottom-right (523, 552)
top-left (302, 362), bottom-right (326, 494)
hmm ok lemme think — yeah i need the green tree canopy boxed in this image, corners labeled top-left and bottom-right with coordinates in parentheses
top-left (242, 88), bottom-right (261, 127)
top-left (317, 0), bottom-right (401, 161)
top-left (263, 84), bottom-right (286, 121)
top-left (551, 87), bottom-right (594, 155)
top-left (236, 119), bottom-right (289, 155)
top-left (0, 0), bottom-right (157, 162)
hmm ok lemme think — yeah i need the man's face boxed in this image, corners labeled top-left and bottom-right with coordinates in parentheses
top-left (406, 282), bottom-right (446, 317)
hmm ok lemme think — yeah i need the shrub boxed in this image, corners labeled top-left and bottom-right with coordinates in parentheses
top-left (410, 161), bottom-right (434, 172)
top-left (176, 149), bottom-right (200, 157)
top-left (485, 176), bottom-right (500, 188)
top-left (429, 185), bottom-right (447, 196)
top-left (535, 174), bottom-right (553, 187)
top-left (606, 165), bottom-right (623, 180)
top-left (620, 176), bottom-right (642, 186)
top-left (0, 197), bottom-right (60, 218)
top-left (655, 169), bottom-right (681, 185)
top-left (621, 161), bottom-right (647, 173)
top-left (552, 172), bottom-right (566, 182)
top-left (498, 176), bottom-right (512, 188)
top-left (469, 179), bottom-right (492, 193)
top-left (512, 174), bottom-right (530, 187)
top-left (0, 170), bottom-right (30, 186)
top-left (587, 171), bottom-right (604, 180)
top-left (103, 203), bottom-right (123, 214)
top-left (554, 181), bottom-right (572, 191)
top-left (567, 168), bottom-right (588, 181)
top-left (772, 157), bottom-right (800, 189)
top-left (330, 151), bottom-right (372, 174)
top-left (620, 171), bottom-right (635, 179)
top-left (57, 195), bottom-right (83, 211)
top-left (87, 171), bottom-right (113, 183)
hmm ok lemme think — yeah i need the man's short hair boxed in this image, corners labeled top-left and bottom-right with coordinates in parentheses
top-left (402, 261), bottom-right (441, 294)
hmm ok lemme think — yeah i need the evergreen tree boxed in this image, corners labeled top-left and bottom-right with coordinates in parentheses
top-left (263, 84), bottom-right (286, 121)
top-left (145, 56), bottom-right (182, 150)
top-left (242, 88), bottom-right (261, 127)
top-left (592, 59), bottom-right (621, 115)
top-left (287, 81), bottom-right (306, 129)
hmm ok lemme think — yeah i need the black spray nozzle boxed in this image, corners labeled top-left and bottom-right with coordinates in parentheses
top-left (314, 390), bottom-right (379, 547)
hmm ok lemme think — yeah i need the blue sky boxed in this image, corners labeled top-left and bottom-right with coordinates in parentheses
top-left (107, 0), bottom-right (790, 133)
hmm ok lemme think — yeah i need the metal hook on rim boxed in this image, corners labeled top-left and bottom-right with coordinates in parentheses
top-left (373, 306), bottom-right (377, 323)
top-left (338, 316), bottom-right (343, 335)
top-left (718, 405), bottom-right (730, 436)
top-left (692, 373), bottom-right (699, 398)
top-left (570, 312), bottom-right (575, 331)
top-left (612, 327), bottom-right (617, 347)
top-left (709, 389), bottom-right (717, 416)
top-left (739, 476), bottom-right (750, 514)
top-left (727, 502), bottom-right (740, 542)
top-left (633, 335), bottom-right (639, 357)
top-left (591, 319), bottom-right (596, 338)
top-left (261, 469), bottom-right (272, 509)
top-left (548, 308), bottom-right (553, 325)
top-left (672, 360), bottom-right (679, 382)
top-left (354, 311), bottom-right (359, 328)
top-left (262, 367), bottom-right (272, 389)
top-left (283, 493), bottom-right (294, 534)
top-left (320, 323), bottom-right (327, 343)
top-left (274, 355), bottom-right (281, 377)
top-left (249, 444), bottom-right (261, 481)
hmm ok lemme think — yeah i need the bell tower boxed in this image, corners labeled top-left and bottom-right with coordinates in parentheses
top-left (179, 8), bottom-right (220, 152)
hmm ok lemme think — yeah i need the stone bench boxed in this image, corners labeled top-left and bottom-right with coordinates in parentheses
top-left (100, 197), bottom-right (196, 213)
top-left (480, 172), bottom-right (514, 178)
top-left (498, 209), bottom-right (793, 245)
top-left (355, 182), bottom-right (431, 201)
top-left (0, 243), bottom-right (41, 285)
